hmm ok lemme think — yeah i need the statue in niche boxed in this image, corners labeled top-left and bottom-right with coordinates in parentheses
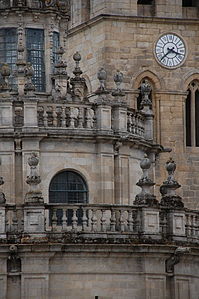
top-left (7, 245), bottom-right (21, 273)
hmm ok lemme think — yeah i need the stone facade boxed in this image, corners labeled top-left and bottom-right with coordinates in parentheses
top-left (0, 1), bottom-right (198, 299)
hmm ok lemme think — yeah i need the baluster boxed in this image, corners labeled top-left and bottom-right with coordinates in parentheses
top-left (91, 209), bottom-right (97, 232)
top-left (110, 209), bottom-right (116, 232)
top-left (127, 209), bottom-right (133, 232)
top-left (120, 210), bottom-right (125, 232)
top-left (127, 113), bottom-right (132, 133)
top-left (82, 207), bottom-right (88, 232)
top-left (101, 209), bottom-right (106, 232)
top-left (61, 107), bottom-right (66, 127)
top-left (12, 210), bottom-right (18, 232)
top-left (78, 107), bottom-right (84, 128)
top-left (52, 107), bottom-right (58, 127)
top-left (72, 208), bottom-right (78, 231)
top-left (43, 109), bottom-right (48, 127)
top-left (192, 215), bottom-right (196, 237)
top-left (197, 216), bottom-right (199, 237)
top-left (86, 108), bottom-right (95, 129)
top-left (62, 208), bottom-right (68, 230)
top-left (186, 214), bottom-right (191, 237)
top-left (52, 209), bottom-right (57, 231)
top-left (132, 114), bottom-right (136, 134)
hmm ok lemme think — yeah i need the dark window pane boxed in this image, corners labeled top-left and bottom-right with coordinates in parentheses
top-left (26, 28), bottom-right (45, 92)
top-left (186, 90), bottom-right (191, 146)
top-left (0, 28), bottom-right (17, 90)
top-left (49, 171), bottom-right (88, 204)
top-left (138, 0), bottom-right (153, 4)
top-left (182, 0), bottom-right (194, 7)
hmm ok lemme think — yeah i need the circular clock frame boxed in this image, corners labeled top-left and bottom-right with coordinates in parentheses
top-left (154, 33), bottom-right (187, 69)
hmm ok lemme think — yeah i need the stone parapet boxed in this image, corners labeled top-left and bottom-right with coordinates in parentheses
top-left (1, 203), bottom-right (198, 245)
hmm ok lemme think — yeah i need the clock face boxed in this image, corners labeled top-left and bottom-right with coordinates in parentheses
top-left (155, 33), bottom-right (186, 68)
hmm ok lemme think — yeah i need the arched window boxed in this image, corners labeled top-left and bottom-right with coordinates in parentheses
top-left (49, 170), bottom-right (88, 204)
top-left (185, 81), bottom-right (199, 146)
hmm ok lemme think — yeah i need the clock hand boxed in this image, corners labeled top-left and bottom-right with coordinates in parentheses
top-left (169, 48), bottom-right (184, 56)
top-left (161, 49), bottom-right (172, 61)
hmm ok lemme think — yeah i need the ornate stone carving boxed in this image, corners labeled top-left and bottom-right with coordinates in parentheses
top-left (24, 63), bottom-right (35, 95)
top-left (70, 52), bottom-right (86, 101)
top-left (0, 173), bottom-right (5, 204)
top-left (134, 154), bottom-right (158, 206)
top-left (7, 245), bottom-right (21, 273)
top-left (0, 64), bottom-right (11, 92)
top-left (165, 247), bottom-right (190, 274)
top-left (25, 152), bottom-right (43, 203)
top-left (160, 158), bottom-right (184, 208)
top-left (112, 70), bottom-right (125, 97)
top-left (95, 68), bottom-right (109, 95)
top-left (140, 79), bottom-right (152, 109)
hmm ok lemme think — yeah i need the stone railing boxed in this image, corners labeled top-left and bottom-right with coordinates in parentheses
top-left (37, 103), bottom-right (95, 130)
top-left (127, 110), bottom-right (145, 137)
top-left (1, 203), bottom-right (199, 245)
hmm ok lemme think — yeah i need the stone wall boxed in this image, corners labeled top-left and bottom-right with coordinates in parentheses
top-left (0, 244), bottom-right (198, 299)
top-left (66, 15), bottom-right (199, 209)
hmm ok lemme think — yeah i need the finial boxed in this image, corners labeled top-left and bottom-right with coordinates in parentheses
top-left (140, 79), bottom-right (152, 109)
top-left (134, 154), bottom-right (158, 206)
top-left (112, 70), bottom-right (125, 97)
top-left (72, 51), bottom-right (82, 78)
top-left (70, 52), bottom-right (86, 101)
top-left (25, 153), bottom-right (43, 203)
top-left (95, 68), bottom-right (109, 95)
top-left (160, 158), bottom-right (184, 208)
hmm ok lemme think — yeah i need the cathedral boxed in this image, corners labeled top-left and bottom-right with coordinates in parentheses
top-left (0, 0), bottom-right (199, 298)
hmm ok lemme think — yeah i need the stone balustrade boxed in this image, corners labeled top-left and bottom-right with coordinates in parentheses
top-left (1, 203), bottom-right (198, 244)
top-left (127, 109), bottom-right (145, 137)
top-left (37, 103), bottom-right (96, 130)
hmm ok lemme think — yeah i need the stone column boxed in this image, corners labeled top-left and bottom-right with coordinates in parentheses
top-left (52, 46), bottom-right (69, 101)
top-left (70, 52), bottom-right (86, 102)
top-left (95, 68), bottom-right (112, 131)
top-left (134, 154), bottom-right (160, 237)
top-left (24, 153), bottom-right (45, 234)
top-left (112, 70), bottom-right (128, 133)
top-left (160, 158), bottom-right (185, 241)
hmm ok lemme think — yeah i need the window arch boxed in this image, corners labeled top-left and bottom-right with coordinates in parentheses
top-left (49, 170), bottom-right (88, 204)
top-left (185, 81), bottom-right (199, 146)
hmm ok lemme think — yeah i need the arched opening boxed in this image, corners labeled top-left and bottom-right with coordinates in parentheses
top-left (49, 170), bottom-right (88, 226)
top-left (185, 81), bottom-right (199, 146)
top-left (49, 170), bottom-right (88, 204)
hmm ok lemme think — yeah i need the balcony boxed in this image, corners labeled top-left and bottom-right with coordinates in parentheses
top-left (1, 203), bottom-right (199, 245)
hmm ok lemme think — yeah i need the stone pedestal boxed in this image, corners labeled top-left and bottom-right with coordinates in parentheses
top-left (96, 105), bottom-right (112, 131)
top-left (23, 100), bottom-right (38, 128)
top-left (24, 205), bottom-right (45, 233)
top-left (0, 206), bottom-right (6, 238)
top-left (169, 210), bottom-right (186, 240)
top-left (141, 208), bottom-right (160, 236)
top-left (112, 106), bottom-right (127, 132)
top-left (0, 101), bottom-right (13, 128)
